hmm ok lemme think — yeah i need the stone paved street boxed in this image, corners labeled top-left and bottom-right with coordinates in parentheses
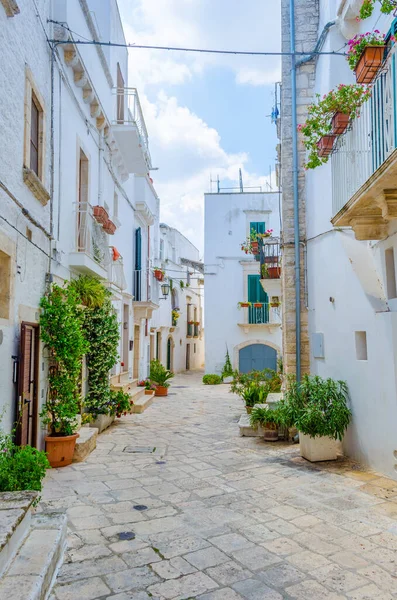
top-left (41, 372), bottom-right (397, 600)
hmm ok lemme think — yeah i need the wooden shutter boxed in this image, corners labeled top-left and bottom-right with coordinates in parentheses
top-left (250, 221), bottom-right (266, 234)
top-left (135, 227), bottom-right (142, 270)
top-left (248, 274), bottom-right (269, 303)
top-left (30, 98), bottom-right (39, 175)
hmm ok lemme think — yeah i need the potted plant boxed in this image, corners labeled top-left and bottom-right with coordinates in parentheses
top-left (347, 31), bottom-right (386, 83)
top-left (103, 219), bottom-right (117, 235)
top-left (237, 301), bottom-right (251, 309)
top-left (250, 405), bottom-right (281, 441)
top-left (270, 298), bottom-right (281, 308)
top-left (154, 268), bottom-right (165, 282)
top-left (253, 302), bottom-right (263, 309)
top-left (298, 84), bottom-right (371, 168)
top-left (149, 359), bottom-right (174, 396)
top-left (240, 382), bottom-right (266, 414)
top-left (93, 205), bottom-right (108, 225)
top-left (359, 0), bottom-right (397, 19)
top-left (39, 285), bottom-right (88, 467)
top-left (279, 375), bottom-right (351, 462)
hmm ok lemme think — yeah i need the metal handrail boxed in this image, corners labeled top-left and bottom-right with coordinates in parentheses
top-left (75, 202), bottom-right (109, 268)
top-left (113, 87), bottom-right (152, 168)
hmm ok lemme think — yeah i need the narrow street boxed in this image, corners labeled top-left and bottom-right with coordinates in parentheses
top-left (42, 373), bottom-right (397, 600)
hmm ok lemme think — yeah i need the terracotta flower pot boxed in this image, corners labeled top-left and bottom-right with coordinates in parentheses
top-left (93, 205), bottom-right (108, 225)
top-left (253, 303), bottom-right (263, 308)
top-left (270, 303), bottom-right (280, 308)
top-left (267, 266), bottom-right (281, 279)
top-left (251, 241), bottom-right (259, 255)
top-left (317, 135), bottom-right (336, 157)
top-left (355, 46), bottom-right (385, 84)
top-left (239, 303), bottom-right (250, 308)
top-left (264, 427), bottom-right (279, 442)
top-left (154, 269), bottom-right (164, 281)
top-left (104, 219), bottom-right (117, 235)
top-left (45, 433), bottom-right (79, 468)
top-left (332, 112), bottom-right (350, 135)
top-left (155, 386), bottom-right (168, 397)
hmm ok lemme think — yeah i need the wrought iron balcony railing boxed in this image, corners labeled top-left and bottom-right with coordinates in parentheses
top-left (332, 44), bottom-right (397, 217)
top-left (248, 304), bottom-right (270, 324)
top-left (114, 87), bottom-right (152, 170)
top-left (260, 238), bottom-right (281, 279)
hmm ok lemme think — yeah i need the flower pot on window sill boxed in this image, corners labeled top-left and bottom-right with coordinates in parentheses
top-left (93, 205), bottom-right (109, 225)
top-left (317, 135), bottom-right (336, 157)
top-left (332, 112), bottom-right (350, 135)
top-left (355, 46), bottom-right (385, 84)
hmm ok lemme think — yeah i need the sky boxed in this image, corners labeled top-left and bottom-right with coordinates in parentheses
top-left (117, 0), bottom-right (282, 255)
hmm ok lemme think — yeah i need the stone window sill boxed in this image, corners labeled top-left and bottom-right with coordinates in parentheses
top-left (23, 168), bottom-right (50, 206)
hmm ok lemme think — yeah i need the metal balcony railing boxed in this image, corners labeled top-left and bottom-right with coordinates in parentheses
top-left (75, 202), bottom-right (109, 269)
top-left (133, 269), bottom-right (154, 302)
top-left (260, 238), bottom-right (281, 279)
top-left (109, 255), bottom-right (127, 290)
top-left (248, 304), bottom-right (270, 324)
top-left (114, 87), bottom-right (152, 169)
top-left (332, 44), bottom-right (397, 216)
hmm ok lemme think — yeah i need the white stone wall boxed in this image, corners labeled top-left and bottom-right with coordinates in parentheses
top-left (292, 0), bottom-right (397, 477)
top-left (204, 192), bottom-right (282, 375)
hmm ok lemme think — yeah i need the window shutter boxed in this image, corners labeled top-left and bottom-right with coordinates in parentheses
top-left (248, 274), bottom-right (269, 304)
top-left (135, 227), bottom-right (142, 270)
top-left (30, 99), bottom-right (39, 175)
top-left (249, 221), bottom-right (266, 234)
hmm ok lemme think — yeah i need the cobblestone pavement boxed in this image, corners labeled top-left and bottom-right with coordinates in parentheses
top-left (42, 372), bottom-right (397, 600)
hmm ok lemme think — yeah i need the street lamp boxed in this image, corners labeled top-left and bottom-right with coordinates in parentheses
top-left (160, 282), bottom-right (170, 299)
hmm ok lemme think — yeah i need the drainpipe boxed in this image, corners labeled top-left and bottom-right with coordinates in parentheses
top-left (289, 1), bottom-right (336, 380)
top-left (289, 0), bottom-right (301, 381)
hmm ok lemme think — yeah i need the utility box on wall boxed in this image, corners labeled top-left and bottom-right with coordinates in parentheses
top-left (312, 333), bottom-right (325, 359)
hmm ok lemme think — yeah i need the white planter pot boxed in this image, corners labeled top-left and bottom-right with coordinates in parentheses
top-left (90, 414), bottom-right (115, 434)
top-left (299, 432), bottom-right (341, 462)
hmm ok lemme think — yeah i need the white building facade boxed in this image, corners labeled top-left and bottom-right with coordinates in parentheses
top-left (204, 192), bottom-right (282, 375)
top-left (0, 0), bottom-right (200, 449)
top-left (281, 0), bottom-right (397, 478)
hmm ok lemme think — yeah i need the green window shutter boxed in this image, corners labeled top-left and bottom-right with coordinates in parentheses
top-left (248, 274), bottom-right (269, 303)
top-left (250, 221), bottom-right (266, 234)
top-left (135, 227), bottom-right (142, 270)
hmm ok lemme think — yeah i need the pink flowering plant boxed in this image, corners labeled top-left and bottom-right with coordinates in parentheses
top-left (298, 84), bottom-right (371, 169)
top-left (359, 0), bottom-right (397, 19)
top-left (347, 31), bottom-right (386, 70)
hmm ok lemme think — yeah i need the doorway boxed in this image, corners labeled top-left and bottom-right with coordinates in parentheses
top-left (167, 337), bottom-right (173, 371)
top-left (239, 344), bottom-right (277, 373)
top-left (16, 323), bottom-right (39, 447)
top-left (186, 343), bottom-right (191, 371)
top-left (133, 324), bottom-right (140, 379)
top-left (122, 304), bottom-right (129, 370)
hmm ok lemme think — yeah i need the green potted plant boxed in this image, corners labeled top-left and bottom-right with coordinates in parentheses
top-left (172, 309), bottom-right (180, 326)
top-left (250, 405), bottom-right (282, 441)
top-left (237, 301), bottom-right (251, 309)
top-left (39, 285), bottom-right (88, 467)
top-left (298, 84), bottom-right (371, 169)
top-left (347, 31), bottom-right (387, 83)
top-left (149, 359), bottom-right (174, 396)
top-left (240, 382), bottom-right (266, 414)
top-left (279, 375), bottom-right (351, 462)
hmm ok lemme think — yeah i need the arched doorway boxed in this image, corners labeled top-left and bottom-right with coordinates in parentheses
top-left (239, 344), bottom-right (277, 373)
top-left (167, 336), bottom-right (173, 370)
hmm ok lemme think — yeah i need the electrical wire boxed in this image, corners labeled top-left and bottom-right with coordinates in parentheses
top-left (0, 214), bottom-right (52, 259)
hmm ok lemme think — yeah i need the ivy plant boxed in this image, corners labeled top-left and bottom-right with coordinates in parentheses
top-left (39, 285), bottom-right (88, 436)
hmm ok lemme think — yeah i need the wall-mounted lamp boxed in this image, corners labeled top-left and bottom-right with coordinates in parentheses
top-left (160, 283), bottom-right (170, 299)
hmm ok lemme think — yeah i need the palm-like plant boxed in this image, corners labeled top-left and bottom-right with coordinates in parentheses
top-left (149, 360), bottom-right (174, 388)
top-left (69, 275), bottom-right (107, 308)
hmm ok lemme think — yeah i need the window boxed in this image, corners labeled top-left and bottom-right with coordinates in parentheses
top-left (23, 68), bottom-right (49, 204)
top-left (0, 250), bottom-right (11, 320)
top-left (30, 96), bottom-right (40, 175)
top-left (385, 248), bottom-right (397, 300)
top-left (117, 63), bottom-right (125, 123)
top-left (250, 221), bottom-right (266, 235)
top-left (113, 192), bottom-right (119, 221)
top-left (355, 331), bottom-right (368, 361)
top-left (159, 239), bottom-right (164, 261)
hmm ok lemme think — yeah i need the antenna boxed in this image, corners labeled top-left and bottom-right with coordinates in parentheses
top-left (239, 168), bottom-right (243, 193)
top-left (210, 175), bottom-right (220, 193)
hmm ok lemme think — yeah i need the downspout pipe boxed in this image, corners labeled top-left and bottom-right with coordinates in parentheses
top-left (289, 5), bottom-right (336, 381)
top-left (289, 0), bottom-right (301, 381)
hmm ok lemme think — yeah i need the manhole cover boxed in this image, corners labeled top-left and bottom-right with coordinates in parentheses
top-left (119, 531), bottom-right (135, 540)
top-left (133, 505), bottom-right (148, 511)
top-left (123, 447), bottom-right (156, 453)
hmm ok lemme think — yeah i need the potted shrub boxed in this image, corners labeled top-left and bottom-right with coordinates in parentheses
top-left (154, 268), bottom-right (165, 282)
top-left (250, 405), bottom-right (281, 441)
top-left (39, 285), bottom-right (88, 467)
top-left (347, 31), bottom-right (386, 84)
top-left (279, 375), bottom-right (351, 462)
top-left (93, 205), bottom-right (109, 225)
top-left (240, 382), bottom-right (266, 414)
top-left (149, 359), bottom-right (174, 396)
top-left (298, 84), bottom-right (371, 168)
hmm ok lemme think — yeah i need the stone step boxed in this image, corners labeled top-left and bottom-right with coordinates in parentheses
top-left (0, 492), bottom-right (37, 577)
top-left (0, 512), bottom-right (67, 600)
top-left (238, 413), bottom-right (265, 437)
top-left (73, 427), bottom-right (98, 462)
top-left (131, 391), bottom-right (155, 414)
top-left (111, 378), bottom-right (138, 395)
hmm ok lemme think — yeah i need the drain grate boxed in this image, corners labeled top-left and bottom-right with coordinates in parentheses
top-left (119, 531), bottom-right (135, 540)
top-left (123, 446), bottom-right (156, 453)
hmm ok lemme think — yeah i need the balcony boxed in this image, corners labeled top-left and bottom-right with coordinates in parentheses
top-left (69, 203), bottom-right (109, 278)
top-left (112, 88), bottom-right (152, 174)
top-left (331, 44), bottom-right (397, 240)
top-left (132, 268), bottom-right (158, 320)
top-left (260, 238), bottom-right (282, 296)
top-left (108, 255), bottom-right (127, 291)
top-left (238, 303), bottom-right (281, 333)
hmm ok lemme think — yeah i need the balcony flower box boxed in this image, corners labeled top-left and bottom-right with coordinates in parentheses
top-left (267, 266), bottom-right (281, 279)
top-left (332, 112), bottom-right (350, 135)
top-left (154, 268), bottom-right (164, 282)
top-left (103, 219), bottom-right (117, 235)
top-left (93, 205), bottom-right (108, 225)
top-left (253, 303), bottom-right (263, 309)
top-left (317, 135), bottom-right (336, 157)
top-left (238, 302), bottom-right (251, 308)
top-left (355, 45), bottom-right (386, 84)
